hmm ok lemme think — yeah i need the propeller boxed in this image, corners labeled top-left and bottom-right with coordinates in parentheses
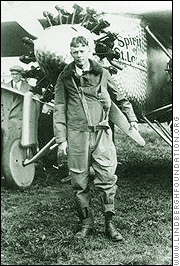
top-left (12, 7), bottom-right (43, 39)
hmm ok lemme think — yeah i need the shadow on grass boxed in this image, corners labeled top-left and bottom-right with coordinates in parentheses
top-left (115, 159), bottom-right (172, 184)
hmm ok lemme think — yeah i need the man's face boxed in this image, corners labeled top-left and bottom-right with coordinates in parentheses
top-left (70, 44), bottom-right (90, 69)
top-left (11, 71), bottom-right (22, 83)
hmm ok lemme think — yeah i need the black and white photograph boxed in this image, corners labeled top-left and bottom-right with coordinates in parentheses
top-left (1, 1), bottom-right (175, 265)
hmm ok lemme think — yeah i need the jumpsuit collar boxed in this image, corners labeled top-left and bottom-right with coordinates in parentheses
top-left (62, 59), bottom-right (103, 79)
top-left (75, 61), bottom-right (90, 77)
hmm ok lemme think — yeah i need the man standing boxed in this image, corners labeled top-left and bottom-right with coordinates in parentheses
top-left (1, 65), bottom-right (32, 146)
top-left (6, 65), bottom-right (31, 92)
top-left (53, 36), bottom-right (138, 241)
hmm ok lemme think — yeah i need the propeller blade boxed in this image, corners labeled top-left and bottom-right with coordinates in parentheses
top-left (12, 7), bottom-right (43, 39)
top-left (110, 101), bottom-right (146, 146)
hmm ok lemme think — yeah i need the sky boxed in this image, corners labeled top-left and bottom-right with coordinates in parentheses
top-left (1, 1), bottom-right (172, 22)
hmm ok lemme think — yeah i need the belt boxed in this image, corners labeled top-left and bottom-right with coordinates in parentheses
top-left (88, 125), bottom-right (109, 132)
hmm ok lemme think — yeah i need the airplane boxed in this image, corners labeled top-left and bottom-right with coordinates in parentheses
top-left (1, 1), bottom-right (173, 188)
top-left (1, 1), bottom-right (172, 142)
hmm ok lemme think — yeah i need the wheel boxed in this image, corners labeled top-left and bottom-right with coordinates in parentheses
top-left (2, 139), bottom-right (35, 189)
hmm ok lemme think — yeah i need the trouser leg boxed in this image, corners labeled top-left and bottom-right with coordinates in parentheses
top-left (68, 130), bottom-right (94, 237)
top-left (92, 129), bottom-right (118, 214)
top-left (70, 166), bottom-right (94, 238)
top-left (92, 129), bottom-right (123, 241)
top-left (68, 130), bottom-right (91, 218)
top-left (93, 167), bottom-right (117, 214)
top-left (71, 170), bottom-right (91, 213)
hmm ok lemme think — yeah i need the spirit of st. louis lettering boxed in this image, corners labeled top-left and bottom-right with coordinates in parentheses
top-left (113, 34), bottom-right (146, 69)
top-left (117, 36), bottom-right (142, 49)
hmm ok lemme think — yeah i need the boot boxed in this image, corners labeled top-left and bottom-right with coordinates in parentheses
top-left (104, 211), bottom-right (123, 241)
top-left (75, 207), bottom-right (94, 238)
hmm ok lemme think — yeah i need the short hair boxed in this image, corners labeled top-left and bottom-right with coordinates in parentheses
top-left (70, 36), bottom-right (89, 48)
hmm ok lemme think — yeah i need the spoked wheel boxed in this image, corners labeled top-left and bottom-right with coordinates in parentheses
top-left (2, 138), bottom-right (35, 189)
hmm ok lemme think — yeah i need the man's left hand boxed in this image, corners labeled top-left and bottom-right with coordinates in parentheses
top-left (129, 122), bottom-right (138, 131)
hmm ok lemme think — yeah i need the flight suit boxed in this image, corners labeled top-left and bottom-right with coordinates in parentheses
top-left (53, 59), bottom-right (137, 217)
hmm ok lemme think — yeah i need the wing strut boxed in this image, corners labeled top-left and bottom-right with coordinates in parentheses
top-left (145, 25), bottom-right (172, 59)
top-left (142, 116), bottom-right (172, 147)
top-left (154, 119), bottom-right (172, 142)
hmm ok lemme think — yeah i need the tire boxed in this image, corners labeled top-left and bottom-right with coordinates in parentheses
top-left (2, 139), bottom-right (35, 189)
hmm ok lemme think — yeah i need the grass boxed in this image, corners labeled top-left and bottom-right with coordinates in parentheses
top-left (1, 123), bottom-right (172, 265)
